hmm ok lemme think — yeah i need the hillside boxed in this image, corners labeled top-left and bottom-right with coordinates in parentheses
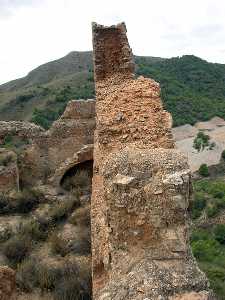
top-left (1, 52), bottom-right (225, 128)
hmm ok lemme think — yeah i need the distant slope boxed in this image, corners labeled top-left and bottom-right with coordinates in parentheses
top-left (1, 52), bottom-right (225, 128)
top-left (136, 55), bottom-right (225, 126)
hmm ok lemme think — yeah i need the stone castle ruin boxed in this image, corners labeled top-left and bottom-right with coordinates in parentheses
top-left (91, 22), bottom-right (214, 300)
top-left (0, 22), bottom-right (217, 300)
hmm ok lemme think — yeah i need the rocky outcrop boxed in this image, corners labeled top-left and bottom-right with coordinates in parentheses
top-left (0, 266), bottom-right (15, 300)
top-left (91, 22), bottom-right (214, 300)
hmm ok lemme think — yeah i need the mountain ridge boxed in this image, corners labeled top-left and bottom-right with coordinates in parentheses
top-left (1, 51), bottom-right (225, 128)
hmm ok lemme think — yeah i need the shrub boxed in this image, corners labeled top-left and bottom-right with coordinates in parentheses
top-left (0, 188), bottom-right (42, 215)
top-left (0, 193), bottom-right (9, 211)
top-left (17, 258), bottom-right (64, 296)
top-left (70, 227), bottom-right (91, 255)
top-left (62, 169), bottom-right (92, 192)
top-left (18, 219), bottom-right (47, 242)
top-left (53, 262), bottom-right (91, 300)
top-left (0, 152), bottom-right (15, 166)
top-left (193, 132), bottom-right (211, 152)
top-left (205, 265), bottom-right (225, 298)
top-left (49, 198), bottom-right (79, 223)
top-left (50, 233), bottom-right (69, 257)
top-left (69, 205), bottom-right (90, 227)
top-left (206, 205), bottom-right (218, 218)
top-left (191, 229), bottom-right (211, 243)
top-left (191, 191), bottom-right (206, 219)
top-left (2, 235), bottom-right (31, 265)
top-left (53, 276), bottom-right (91, 300)
top-left (214, 224), bottom-right (225, 244)
top-left (192, 238), bottom-right (221, 261)
top-left (221, 150), bottom-right (225, 160)
top-left (16, 257), bottom-right (39, 292)
top-left (36, 264), bottom-right (62, 291)
top-left (198, 164), bottom-right (209, 177)
top-left (215, 197), bottom-right (225, 210)
top-left (3, 135), bottom-right (13, 147)
top-left (13, 189), bottom-right (41, 213)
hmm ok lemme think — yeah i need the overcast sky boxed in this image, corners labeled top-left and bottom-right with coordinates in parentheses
top-left (1, 0), bottom-right (225, 84)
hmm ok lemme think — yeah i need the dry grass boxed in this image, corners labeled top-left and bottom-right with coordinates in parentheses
top-left (49, 233), bottom-right (69, 257)
top-left (15, 292), bottom-right (53, 300)
top-left (68, 205), bottom-right (90, 227)
top-left (48, 197), bottom-right (79, 223)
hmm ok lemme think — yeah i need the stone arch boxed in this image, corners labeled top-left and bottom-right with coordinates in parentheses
top-left (49, 144), bottom-right (93, 187)
top-left (60, 159), bottom-right (93, 190)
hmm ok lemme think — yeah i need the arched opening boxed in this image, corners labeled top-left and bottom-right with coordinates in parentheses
top-left (60, 160), bottom-right (93, 197)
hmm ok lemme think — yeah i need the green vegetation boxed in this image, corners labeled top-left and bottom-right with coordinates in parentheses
top-left (0, 151), bottom-right (16, 166)
top-left (193, 132), bottom-right (215, 152)
top-left (198, 164), bottom-right (209, 177)
top-left (3, 235), bottom-right (32, 265)
top-left (136, 55), bottom-right (225, 126)
top-left (0, 188), bottom-right (43, 214)
top-left (221, 150), bottom-right (225, 160)
top-left (2, 134), bottom-right (30, 153)
top-left (191, 227), bottom-right (225, 298)
top-left (30, 84), bottom-right (94, 129)
top-left (190, 178), bottom-right (225, 298)
top-left (0, 157), bottom-right (92, 299)
top-left (1, 53), bottom-right (225, 128)
top-left (48, 197), bottom-right (79, 223)
top-left (16, 258), bottom-right (91, 299)
top-left (191, 179), bottom-right (225, 219)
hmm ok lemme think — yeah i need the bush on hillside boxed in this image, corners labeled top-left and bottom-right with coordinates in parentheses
top-left (49, 197), bottom-right (79, 223)
top-left (191, 227), bottom-right (225, 298)
top-left (68, 205), bottom-right (90, 227)
top-left (193, 132), bottom-right (210, 152)
top-left (2, 235), bottom-right (32, 265)
top-left (190, 191), bottom-right (207, 219)
top-left (221, 150), bottom-right (225, 160)
top-left (206, 205), bottom-right (218, 218)
top-left (16, 257), bottom-right (39, 292)
top-left (49, 233), bottom-right (69, 257)
top-left (214, 224), bottom-right (225, 244)
top-left (0, 188), bottom-right (42, 215)
top-left (198, 164), bottom-right (209, 177)
top-left (18, 219), bottom-right (47, 242)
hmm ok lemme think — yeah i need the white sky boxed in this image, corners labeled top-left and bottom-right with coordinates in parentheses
top-left (1, 0), bottom-right (225, 84)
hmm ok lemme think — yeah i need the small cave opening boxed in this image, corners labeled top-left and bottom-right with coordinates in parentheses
top-left (60, 160), bottom-right (93, 197)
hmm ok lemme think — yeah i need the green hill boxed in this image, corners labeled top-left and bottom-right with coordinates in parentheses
top-left (0, 52), bottom-right (225, 128)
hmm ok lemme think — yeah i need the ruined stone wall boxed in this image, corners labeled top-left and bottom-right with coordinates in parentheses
top-left (91, 23), bottom-right (214, 300)
top-left (0, 100), bottom-right (95, 188)
top-left (16, 100), bottom-right (95, 187)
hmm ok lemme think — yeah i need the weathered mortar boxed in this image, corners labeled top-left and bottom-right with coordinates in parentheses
top-left (91, 22), bottom-right (214, 300)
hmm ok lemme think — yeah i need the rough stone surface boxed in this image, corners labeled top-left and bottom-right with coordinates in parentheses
top-left (91, 22), bottom-right (214, 300)
top-left (0, 99), bottom-right (95, 189)
top-left (30, 99), bottom-right (95, 186)
top-left (0, 266), bottom-right (15, 300)
top-left (0, 121), bottom-right (44, 143)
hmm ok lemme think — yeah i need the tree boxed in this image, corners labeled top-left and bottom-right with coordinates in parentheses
top-left (221, 150), bottom-right (225, 160)
top-left (198, 164), bottom-right (209, 177)
top-left (193, 132), bottom-right (213, 152)
top-left (214, 224), bottom-right (225, 244)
